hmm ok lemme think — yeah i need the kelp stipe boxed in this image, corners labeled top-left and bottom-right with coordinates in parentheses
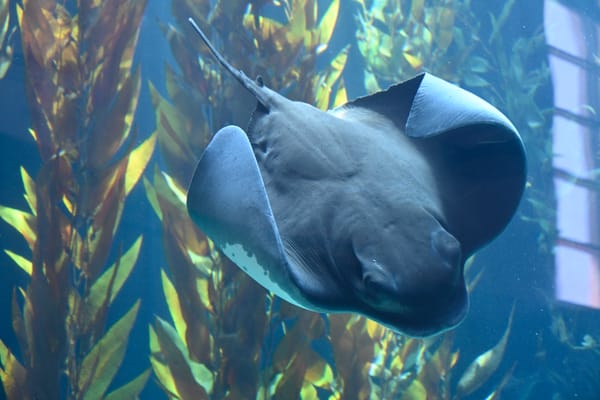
top-left (0, 0), bottom-right (154, 398)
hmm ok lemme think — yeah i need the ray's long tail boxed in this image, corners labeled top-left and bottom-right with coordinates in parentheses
top-left (188, 17), bottom-right (270, 108)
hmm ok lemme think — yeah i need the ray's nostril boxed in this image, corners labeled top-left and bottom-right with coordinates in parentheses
top-left (431, 227), bottom-right (461, 270)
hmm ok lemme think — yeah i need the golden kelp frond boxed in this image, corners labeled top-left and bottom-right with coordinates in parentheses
top-left (76, 301), bottom-right (141, 399)
top-left (265, 308), bottom-right (335, 398)
top-left (313, 45), bottom-right (349, 110)
top-left (0, 204), bottom-right (36, 250)
top-left (150, 317), bottom-right (213, 399)
top-left (0, 0), bottom-right (15, 79)
top-left (1, 0), bottom-right (151, 398)
top-left (243, 0), bottom-right (341, 102)
top-left (146, 165), bottom-right (270, 397)
top-left (328, 315), bottom-right (374, 398)
top-left (148, 82), bottom-right (202, 186)
top-left (0, 338), bottom-right (26, 400)
top-left (355, 0), bottom-right (479, 88)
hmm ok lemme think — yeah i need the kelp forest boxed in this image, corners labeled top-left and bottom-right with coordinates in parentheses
top-left (0, 0), bottom-right (598, 399)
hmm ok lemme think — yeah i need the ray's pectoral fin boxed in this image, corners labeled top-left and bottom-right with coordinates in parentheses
top-left (186, 126), bottom-right (297, 303)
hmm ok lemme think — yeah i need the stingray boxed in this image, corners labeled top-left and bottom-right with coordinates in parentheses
top-left (185, 18), bottom-right (526, 336)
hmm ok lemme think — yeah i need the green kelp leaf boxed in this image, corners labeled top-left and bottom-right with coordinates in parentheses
top-left (152, 317), bottom-right (213, 398)
top-left (20, 167), bottom-right (36, 215)
top-left (78, 300), bottom-right (140, 400)
top-left (4, 250), bottom-right (31, 275)
top-left (160, 269), bottom-right (187, 342)
top-left (0, 205), bottom-right (36, 249)
top-left (103, 368), bottom-right (151, 400)
top-left (0, 338), bottom-right (27, 400)
top-left (84, 236), bottom-right (142, 323)
top-left (124, 132), bottom-right (157, 196)
top-left (468, 56), bottom-right (491, 74)
top-left (364, 69), bottom-right (381, 94)
top-left (400, 379), bottom-right (427, 400)
top-left (463, 73), bottom-right (490, 88)
top-left (467, 267), bottom-right (484, 293)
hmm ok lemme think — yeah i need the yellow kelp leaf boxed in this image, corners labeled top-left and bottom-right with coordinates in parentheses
top-left (313, 45), bottom-right (349, 110)
top-left (0, 338), bottom-right (27, 400)
top-left (403, 52), bottom-right (423, 70)
top-left (84, 236), bottom-right (142, 320)
top-left (315, 0), bottom-right (339, 47)
top-left (148, 83), bottom-right (195, 169)
top-left (125, 132), bottom-right (157, 195)
top-left (450, 350), bottom-right (460, 368)
top-left (390, 354), bottom-right (404, 375)
top-left (153, 317), bottom-right (213, 396)
top-left (4, 250), bottom-right (31, 275)
top-left (162, 171), bottom-right (186, 205)
top-left (160, 269), bottom-right (187, 342)
top-left (62, 194), bottom-right (74, 216)
top-left (18, 167), bottom-right (35, 215)
top-left (103, 368), bottom-right (151, 400)
top-left (300, 382), bottom-right (318, 399)
top-left (78, 300), bottom-right (140, 400)
top-left (188, 250), bottom-right (214, 278)
top-left (400, 379), bottom-right (427, 400)
top-left (149, 326), bottom-right (179, 397)
top-left (332, 79), bottom-right (347, 108)
top-left (0, 206), bottom-right (36, 248)
top-left (143, 177), bottom-right (162, 221)
top-left (243, 13), bottom-right (286, 51)
top-left (366, 319), bottom-right (385, 341)
top-left (304, 358), bottom-right (334, 389)
top-left (288, 0), bottom-right (308, 46)
top-left (195, 278), bottom-right (214, 314)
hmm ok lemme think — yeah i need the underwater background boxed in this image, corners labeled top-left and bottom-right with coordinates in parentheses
top-left (0, 0), bottom-right (598, 399)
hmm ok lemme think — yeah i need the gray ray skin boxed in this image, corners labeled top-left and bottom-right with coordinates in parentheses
top-left (185, 18), bottom-right (526, 337)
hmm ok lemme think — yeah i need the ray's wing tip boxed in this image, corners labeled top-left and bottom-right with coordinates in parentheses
top-left (407, 73), bottom-right (521, 141)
